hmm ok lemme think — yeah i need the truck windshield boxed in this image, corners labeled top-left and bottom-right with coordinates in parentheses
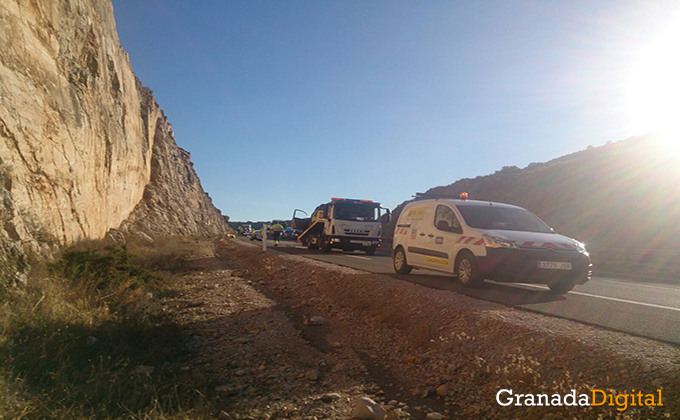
top-left (456, 205), bottom-right (552, 233)
top-left (334, 203), bottom-right (378, 221)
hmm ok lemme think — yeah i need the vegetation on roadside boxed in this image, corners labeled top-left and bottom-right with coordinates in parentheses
top-left (0, 236), bottom-right (215, 419)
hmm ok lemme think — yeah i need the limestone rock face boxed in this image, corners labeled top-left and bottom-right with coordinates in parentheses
top-left (123, 87), bottom-right (229, 237)
top-left (0, 0), bottom-right (228, 285)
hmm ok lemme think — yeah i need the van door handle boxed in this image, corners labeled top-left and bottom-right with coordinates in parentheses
top-left (428, 234), bottom-right (434, 238)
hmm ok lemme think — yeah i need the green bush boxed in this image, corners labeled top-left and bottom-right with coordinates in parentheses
top-left (52, 245), bottom-right (156, 290)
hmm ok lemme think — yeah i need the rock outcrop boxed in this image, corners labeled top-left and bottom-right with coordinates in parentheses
top-left (0, 0), bottom-right (228, 285)
top-left (122, 85), bottom-right (228, 237)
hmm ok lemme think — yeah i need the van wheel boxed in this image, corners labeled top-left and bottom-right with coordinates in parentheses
top-left (548, 281), bottom-right (575, 294)
top-left (456, 253), bottom-right (482, 287)
top-left (393, 247), bottom-right (412, 274)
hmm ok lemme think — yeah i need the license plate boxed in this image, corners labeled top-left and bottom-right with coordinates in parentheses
top-left (538, 261), bottom-right (572, 270)
top-left (350, 240), bottom-right (372, 246)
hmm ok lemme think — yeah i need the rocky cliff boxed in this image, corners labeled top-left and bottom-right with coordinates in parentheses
top-left (0, 0), bottom-right (228, 285)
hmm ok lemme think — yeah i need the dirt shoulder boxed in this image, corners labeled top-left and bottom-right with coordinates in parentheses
top-left (172, 237), bottom-right (680, 419)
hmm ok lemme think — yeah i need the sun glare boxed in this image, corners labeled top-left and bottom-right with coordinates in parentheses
top-left (627, 20), bottom-right (680, 156)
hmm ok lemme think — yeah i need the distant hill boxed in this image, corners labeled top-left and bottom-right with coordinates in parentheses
top-left (387, 134), bottom-right (680, 278)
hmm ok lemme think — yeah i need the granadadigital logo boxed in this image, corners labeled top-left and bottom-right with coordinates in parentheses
top-left (496, 389), bottom-right (663, 412)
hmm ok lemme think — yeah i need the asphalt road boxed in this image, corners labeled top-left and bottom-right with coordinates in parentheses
top-left (254, 238), bottom-right (680, 345)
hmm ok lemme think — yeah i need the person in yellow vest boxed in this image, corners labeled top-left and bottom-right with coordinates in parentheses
top-left (270, 221), bottom-right (285, 246)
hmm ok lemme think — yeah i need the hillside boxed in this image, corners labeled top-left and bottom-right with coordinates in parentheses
top-left (387, 135), bottom-right (680, 276)
top-left (0, 0), bottom-right (229, 286)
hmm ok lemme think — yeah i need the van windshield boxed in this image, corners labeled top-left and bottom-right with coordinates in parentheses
top-left (334, 203), bottom-right (378, 221)
top-left (456, 205), bottom-right (552, 233)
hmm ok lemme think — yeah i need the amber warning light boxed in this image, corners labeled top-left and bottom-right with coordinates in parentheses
top-left (460, 192), bottom-right (468, 201)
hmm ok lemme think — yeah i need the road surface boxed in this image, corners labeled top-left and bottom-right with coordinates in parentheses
top-left (252, 238), bottom-right (680, 345)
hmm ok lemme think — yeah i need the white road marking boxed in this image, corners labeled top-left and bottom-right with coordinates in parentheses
top-left (569, 291), bottom-right (680, 312)
top-left (296, 246), bottom-right (307, 249)
top-left (347, 255), bottom-right (372, 261)
top-left (518, 283), bottom-right (680, 312)
top-left (602, 279), bottom-right (680, 292)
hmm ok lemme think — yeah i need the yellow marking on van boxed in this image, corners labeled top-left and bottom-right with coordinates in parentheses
top-left (425, 256), bottom-right (450, 266)
top-left (407, 207), bottom-right (427, 219)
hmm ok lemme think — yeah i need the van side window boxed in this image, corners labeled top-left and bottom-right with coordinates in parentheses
top-left (434, 205), bottom-right (462, 234)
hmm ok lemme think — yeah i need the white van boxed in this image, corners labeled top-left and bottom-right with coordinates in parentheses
top-left (392, 194), bottom-right (592, 293)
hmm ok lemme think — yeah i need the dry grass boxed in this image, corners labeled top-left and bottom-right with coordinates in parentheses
top-left (0, 237), bottom-right (216, 419)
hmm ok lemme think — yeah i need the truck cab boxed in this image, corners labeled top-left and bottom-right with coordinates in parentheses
top-left (293, 198), bottom-right (389, 255)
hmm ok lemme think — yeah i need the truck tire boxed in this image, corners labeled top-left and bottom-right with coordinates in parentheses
top-left (304, 237), bottom-right (318, 250)
top-left (321, 236), bottom-right (332, 253)
top-left (393, 246), bottom-right (412, 274)
top-left (456, 252), bottom-right (483, 287)
top-left (365, 247), bottom-right (376, 256)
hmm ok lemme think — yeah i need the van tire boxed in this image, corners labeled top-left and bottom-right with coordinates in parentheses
top-left (393, 247), bottom-right (413, 274)
top-left (456, 252), bottom-right (482, 287)
top-left (548, 281), bottom-right (575, 294)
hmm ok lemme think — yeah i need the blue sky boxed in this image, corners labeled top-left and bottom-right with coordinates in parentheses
top-left (111, 1), bottom-right (680, 222)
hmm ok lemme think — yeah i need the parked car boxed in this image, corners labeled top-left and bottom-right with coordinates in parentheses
top-left (283, 227), bottom-right (300, 240)
top-left (250, 229), bottom-right (262, 241)
top-left (238, 224), bottom-right (252, 236)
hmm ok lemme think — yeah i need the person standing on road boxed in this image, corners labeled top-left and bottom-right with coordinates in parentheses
top-left (270, 221), bottom-right (285, 246)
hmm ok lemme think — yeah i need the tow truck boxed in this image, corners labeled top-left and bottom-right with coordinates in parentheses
top-left (292, 198), bottom-right (390, 255)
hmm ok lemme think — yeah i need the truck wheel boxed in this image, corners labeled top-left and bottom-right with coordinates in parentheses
top-left (305, 237), bottom-right (319, 250)
top-left (456, 252), bottom-right (482, 287)
top-left (321, 236), bottom-right (332, 253)
top-left (548, 281), bottom-right (575, 294)
top-left (393, 247), bottom-right (412, 274)
top-left (365, 247), bottom-right (376, 256)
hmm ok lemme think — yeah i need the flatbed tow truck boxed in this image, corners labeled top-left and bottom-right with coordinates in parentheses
top-left (292, 198), bottom-right (389, 255)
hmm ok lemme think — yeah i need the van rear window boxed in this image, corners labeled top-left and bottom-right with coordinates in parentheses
top-left (456, 206), bottom-right (552, 233)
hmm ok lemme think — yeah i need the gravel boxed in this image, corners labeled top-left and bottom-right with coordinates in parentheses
top-left (166, 237), bottom-right (680, 419)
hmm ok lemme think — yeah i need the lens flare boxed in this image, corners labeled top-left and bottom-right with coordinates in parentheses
top-left (626, 21), bottom-right (680, 157)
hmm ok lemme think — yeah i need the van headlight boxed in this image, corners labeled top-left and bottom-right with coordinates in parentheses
top-left (483, 234), bottom-right (517, 249)
top-left (573, 240), bottom-right (588, 254)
